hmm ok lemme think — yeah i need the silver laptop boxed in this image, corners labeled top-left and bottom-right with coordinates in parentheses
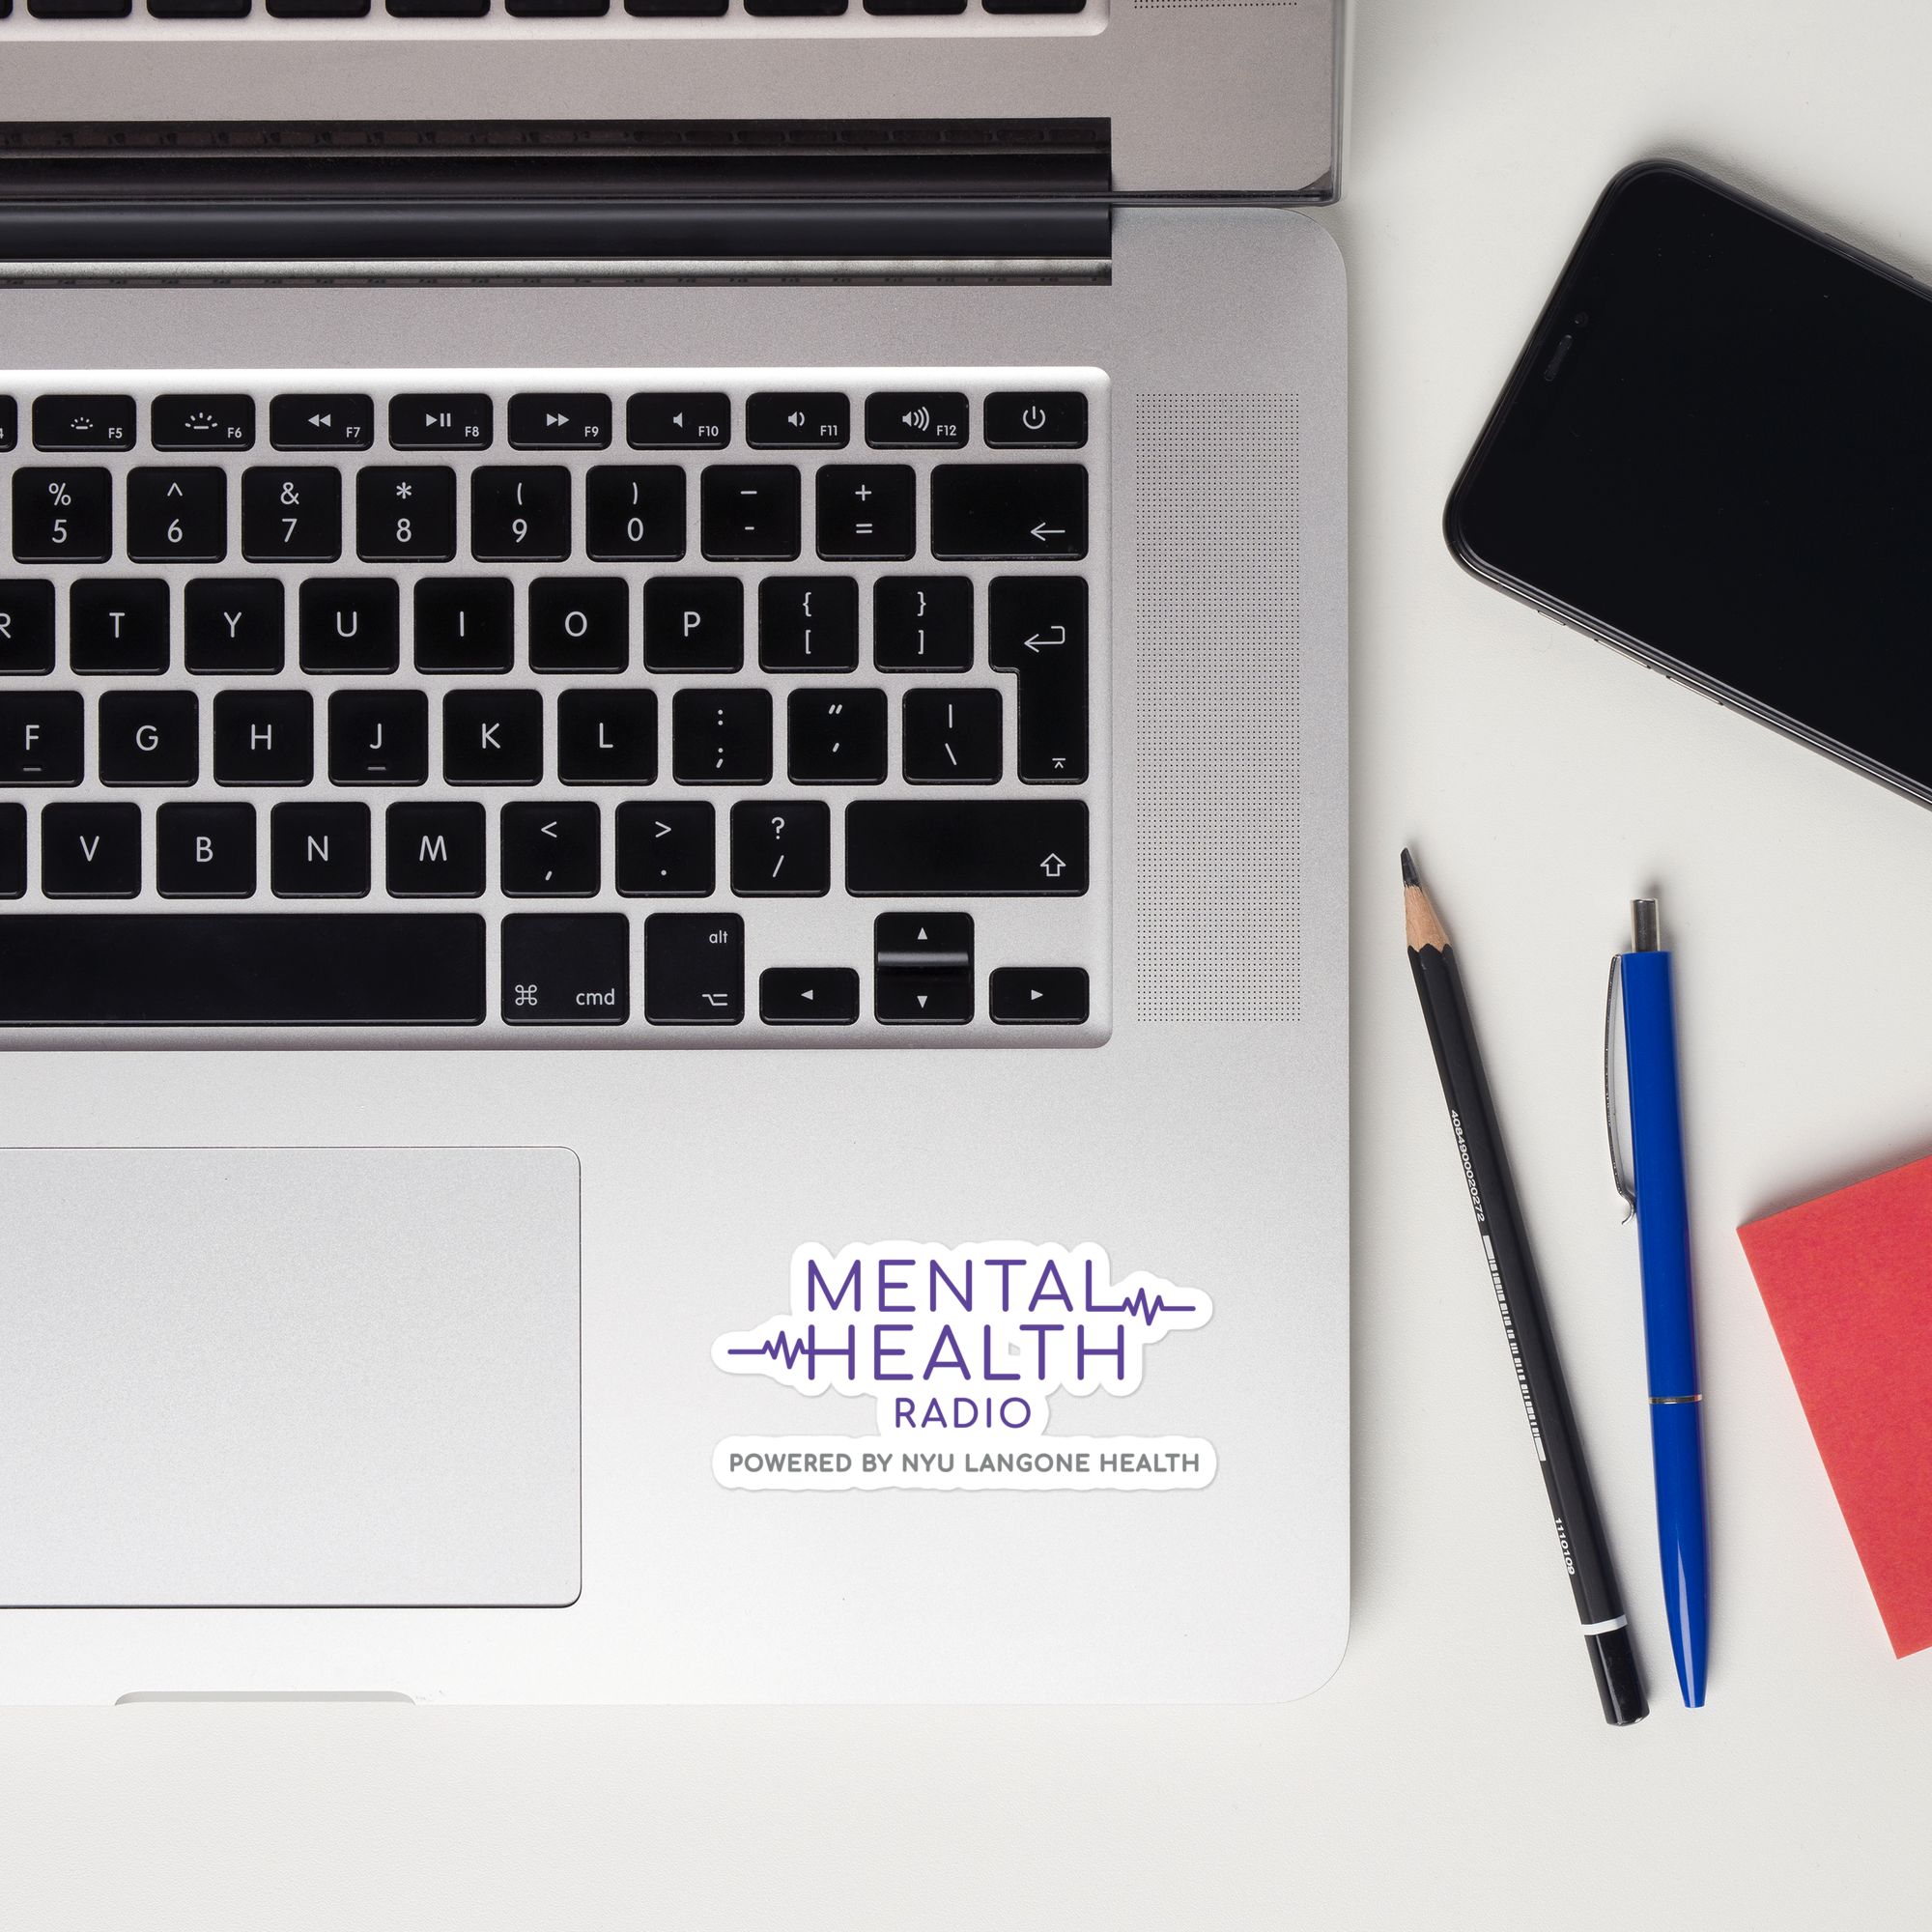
top-left (0, 14), bottom-right (1349, 1703)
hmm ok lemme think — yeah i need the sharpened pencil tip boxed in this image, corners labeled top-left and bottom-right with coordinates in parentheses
top-left (1400, 848), bottom-right (1418, 888)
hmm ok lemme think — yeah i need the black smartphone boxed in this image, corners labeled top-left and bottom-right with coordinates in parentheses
top-left (1446, 161), bottom-right (1932, 804)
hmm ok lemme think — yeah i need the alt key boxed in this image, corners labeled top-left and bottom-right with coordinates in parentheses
top-left (988, 966), bottom-right (1089, 1024)
top-left (759, 966), bottom-right (860, 1026)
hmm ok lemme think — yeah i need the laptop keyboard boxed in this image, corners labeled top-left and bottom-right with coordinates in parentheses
top-left (0, 368), bottom-right (1108, 1041)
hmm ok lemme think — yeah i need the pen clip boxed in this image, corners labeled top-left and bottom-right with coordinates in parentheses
top-left (1604, 955), bottom-right (1636, 1223)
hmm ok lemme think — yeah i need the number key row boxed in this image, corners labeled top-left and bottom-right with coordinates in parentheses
top-left (9, 462), bottom-right (1089, 564)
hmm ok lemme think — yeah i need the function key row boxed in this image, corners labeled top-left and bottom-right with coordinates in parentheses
top-left (0, 576), bottom-right (1087, 703)
top-left (0, 798), bottom-right (1089, 899)
top-left (0, 390), bottom-right (1086, 455)
top-left (8, 463), bottom-right (1089, 564)
top-left (9, 1), bottom-right (1085, 16)
top-left (0, 665), bottom-right (1083, 786)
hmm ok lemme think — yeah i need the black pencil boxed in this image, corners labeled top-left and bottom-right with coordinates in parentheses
top-left (1403, 849), bottom-right (1647, 1726)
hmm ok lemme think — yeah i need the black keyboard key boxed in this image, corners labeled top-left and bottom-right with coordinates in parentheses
top-left (185, 579), bottom-right (285, 674)
top-left (386, 802), bottom-right (486, 897)
top-left (644, 912), bottom-right (743, 1024)
top-left (242, 466), bottom-right (342, 563)
top-left (903, 688), bottom-right (1001, 784)
top-left (271, 802), bottom-right (370, 896)
top-left (300, 580), bottom-right (400, 674)
top-left (530, 578), bottom-right (629, 673)
top-left (760, 577), bottom-right (858, 672)
top-left (156, 803), bottom-right (256, 898)
top-left (585, 466), bottom-right (685, 561)
top-left (931, 465), bottom-right (1088, 560)
top-left (414, 578), bottom-right (514, 673)
top-left (626, 0), bottom-right (724, 13)
top-left (390, 392), bottom-right (492, 451)
top-left (866, 391), bottom-right (969, 449)
top-left (616, 800), bottom-right (713, 896)
top-left (982, 390), bottom-right (1090, 445)
top-left (730, 799), bottom-right (830, 896)
top-left (865, 0), bottom-right (962, 10)
top-left (501, 803), bottom-right (600, 896)
top-left (42, 803), bottom-right (142, 898)
top-left (387, 0), bottom-right (486, 13)
top-left (0, 692), bottom-right (84, 784)
top-left (744, 0), bottom-right (844, 11)
top-left (816, 466), bottom-right (915, 561)
top-left (443, 689), bottom-right (544, 784)
top-left (788, 687), bottom-right (887, 784)
top-left (988, 965), bottom-right (1090, 1023)
top-left (266, 0), bottom-right (368, 13)
top-left (759, 967), bottom-right (859, 1026)
top-left (270, 393), bottom-right (374, 451)
top-left (328, 690), bottom-right (428, 785)
top-left (28, 0), bottom-right (131, 14)
top-left (873, 910), bottom-right (973, 1024)
top-left (987, 576), bottom-right (1088, 782)
top-left (0, 399), bottom-right (15, 452)
top-left (983, 0), bottom-right (1085, 9)
top-left (627, 392), bottom-right (729, 448)
top-left (558, 688), bottom-right (657, 784)
top-left (99, 691), bottom-right (198, 785)
top-left (0, 803), bottom-right (25, 899)
top-left (214, 690), bottom-right (313, 785)
top-left (472, 466), bottom-right (571, 562)
top-left (127, 468), bottom-right (228, 564)
top-left (672, 688), bottom-right (771, 784)
top-left (643, 577), bottom-right (742, 672)
top-left (71, 581), bottom-right (169, 674)
top-left (508, 392), bottom-right (611, 449)
top-left (152, 394), bottom-right (256, 451)
top-left (501, 913), bottom-right (628, 1023)
top-left (13, 469), bottom-right (112, 564)
top-left (357, 468), bottom-right (456, 563)
top-left (746, 394), bottom-right (847, 449)
top-left (0, 580), bottom-right (56, 674)
top-left (0, 914), bottom-right (484, 1026)
top-left (32, 394), bottom-right (134, 452)
top-left (700, 466), bottom-right (800, 562)
top-left (874, 577), bottom-right (972, 670)
top-left (846, 800), bottom-right (1088, 895)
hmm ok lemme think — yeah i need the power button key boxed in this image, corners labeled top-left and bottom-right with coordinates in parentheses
top-left (982, 391), bottom-right (1088, 450)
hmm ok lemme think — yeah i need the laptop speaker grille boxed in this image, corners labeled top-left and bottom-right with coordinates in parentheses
top-left (1133, 392), bottom-right (1301, 1023)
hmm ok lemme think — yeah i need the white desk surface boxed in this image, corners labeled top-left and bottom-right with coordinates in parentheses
top-left (11, 4), bottom-right (1932, 1925)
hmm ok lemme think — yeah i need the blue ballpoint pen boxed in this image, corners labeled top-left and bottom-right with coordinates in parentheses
top-left (1614, 897), bottom-right (1710, 1707)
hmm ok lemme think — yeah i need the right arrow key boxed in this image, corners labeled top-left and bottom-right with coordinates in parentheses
top-left (929, 464), bottom-right (1087, 560)
top-left (989, 968), bottom-right (1090, 1026)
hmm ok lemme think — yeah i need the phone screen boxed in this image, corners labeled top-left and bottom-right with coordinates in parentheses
top-left (1447, 163), bottom-right (1932, 799)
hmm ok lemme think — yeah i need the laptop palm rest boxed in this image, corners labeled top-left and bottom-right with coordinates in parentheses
top-left (0, 1147), bottom-right (580, 1608)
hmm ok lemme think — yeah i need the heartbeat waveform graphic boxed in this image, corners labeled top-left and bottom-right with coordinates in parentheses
top-left (1092, 1288), bottom-right (1199, 1325)
top-left (727, 1332), bottom-right (811, 1369)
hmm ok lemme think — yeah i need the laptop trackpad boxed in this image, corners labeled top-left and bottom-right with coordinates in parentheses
top-left (0, 1148), bottom-right (580, 1607)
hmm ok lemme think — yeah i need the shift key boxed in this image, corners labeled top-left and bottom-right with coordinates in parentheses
top-left (845, 800), bottom-right (1088, 895)
top-left (929, 465), bottom-right (1087, 560)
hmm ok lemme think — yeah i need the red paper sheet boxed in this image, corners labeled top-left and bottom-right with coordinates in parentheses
top-left (1740, 1156), bottom-right (1932, 1658)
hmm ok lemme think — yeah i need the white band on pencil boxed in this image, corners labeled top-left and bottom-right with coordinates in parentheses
top-left (1579, 1615), bottom-right (1628, 1635)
